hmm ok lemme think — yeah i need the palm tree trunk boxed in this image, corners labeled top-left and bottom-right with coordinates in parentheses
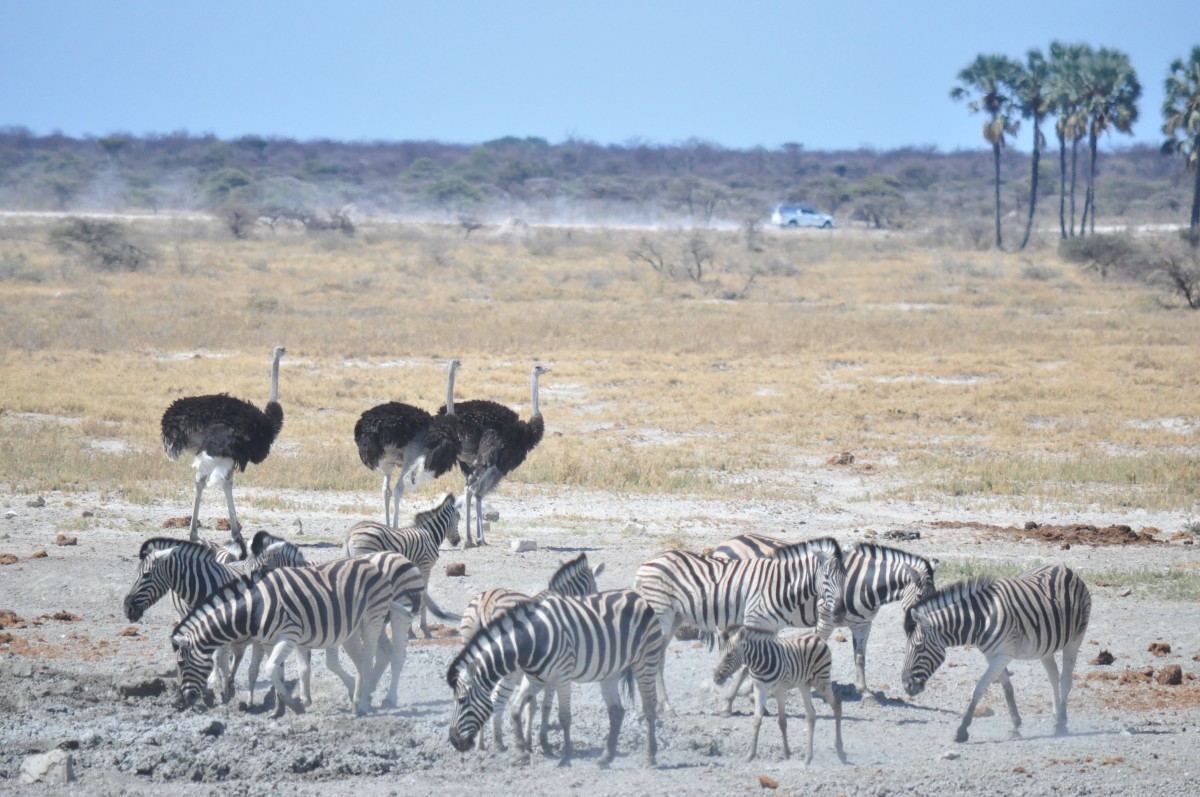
top-left (1057, 129), bottom-right (1068, 240)
top-left (1190, 134), bottom-right (1200, 237)
top-left (1020, 121), bottom-right (1042, 249)
top-left (1082, 126), bottom-right (1098, 236)
top-left (1069, 138), bottom-right (1080, 237)
top-left (992, 140), bottom-right (1003, 249)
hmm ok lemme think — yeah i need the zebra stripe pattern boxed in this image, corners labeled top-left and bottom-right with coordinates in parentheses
top-left (171, 556), bottom-right (392, 717)
top-left (343, 492), bottom-right (461, 638)
top-left (458, 553), bottom-right (605, 752)
top-left (633, 537), bottom-right (846, 714)
top-left (714, 534), bottom-right (937, 694)
top-left (902, 564), bottom-right (1091, 742)
top-left (357, 551), bottom-right (427, 708)
top-left (713, 627), bottom-right (847, 764)
top-left (446, 589), bottom-right (662, 767)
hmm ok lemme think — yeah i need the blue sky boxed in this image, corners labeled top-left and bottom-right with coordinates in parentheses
top-left (2, 1), bottom-right (1196, 153)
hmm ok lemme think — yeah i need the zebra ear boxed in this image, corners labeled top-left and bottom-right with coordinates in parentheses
top-left (148, 548), bottom-right (174, 564)
top-left (929, 557), bottom-right (941, 573)
top-left (171, 634), bottom-right (190, 652)
top-left (593, 563), bottom-right (605, 579)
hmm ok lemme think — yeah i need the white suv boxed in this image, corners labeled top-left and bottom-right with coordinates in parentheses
top-left (771, 203), bottom-right (834, 228)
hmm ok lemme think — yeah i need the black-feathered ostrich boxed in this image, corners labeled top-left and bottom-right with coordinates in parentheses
top-left (160, 346), bottom-right (286, 545)
top-left (354, 359), bottom-right (462, 527)
top-left (440, 363), bottom-right (549, 548)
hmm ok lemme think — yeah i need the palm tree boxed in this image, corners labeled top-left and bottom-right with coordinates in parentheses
top-left (1078, 47), bottom-right (1141, 235)
top-left (1162, 45), bottom-right (1200, 239)
top-left (1049, 42), bottom-right (1091, 239)
top-left (951, 54), bottom-right (1022, 249)
top-left (1015, 48), bottom-right (1052, 249)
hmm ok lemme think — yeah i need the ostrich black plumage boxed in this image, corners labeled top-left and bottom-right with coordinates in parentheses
top-left (354, 359), bottom-right (462, 527)
top-left (440, 363), bottom-right (549, 548)
top-left (160, 346), bottom-right (285, 545)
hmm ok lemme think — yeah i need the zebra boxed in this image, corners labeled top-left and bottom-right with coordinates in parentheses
top-left (171, 556), bottom-right (392, 717)
top-left (633, 537), bottom-right (846, 715)
top-left (124, 534), bottom-right (308, 705)
top-left (357, 551), bottom-right (427, 708)
top-left (713, 627), bottom-right (847, 765)
top-left (447, 589), bottom-right (662, 768)
top-left (458, 553), bottom-right (605, 752)
top-left (713, 534), bottom-right (937, 696)
top-left (901, 564), bottom-right (1091, 743)
top-left (343, 492), bottom-right (462, 638)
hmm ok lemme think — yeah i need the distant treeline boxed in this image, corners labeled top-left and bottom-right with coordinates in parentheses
top-left (0, 127), bottom-right (1191, 234)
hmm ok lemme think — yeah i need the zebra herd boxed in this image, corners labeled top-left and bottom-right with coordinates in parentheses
top-left (123, 501), bottom-right (1093, 767)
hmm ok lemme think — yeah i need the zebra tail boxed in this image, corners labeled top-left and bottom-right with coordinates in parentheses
top-left (425, 592), bottom-right (463, 623)
top-left (620, 666), bottom-right (635, 707)
top-left (697, 629), bottom-right (716, 651)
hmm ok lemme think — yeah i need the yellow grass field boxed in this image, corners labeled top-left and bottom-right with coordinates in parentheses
top-left (1, 217), bottom-right (1198, 519)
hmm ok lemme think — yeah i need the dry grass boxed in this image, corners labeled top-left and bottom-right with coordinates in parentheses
top-left (1, 217), bottom-right (1198, 516)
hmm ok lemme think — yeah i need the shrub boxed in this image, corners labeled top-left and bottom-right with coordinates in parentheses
top-left (1058, 234), bottom-right (1139, 280)
top-left (48, 218), bottom-right (153, 272)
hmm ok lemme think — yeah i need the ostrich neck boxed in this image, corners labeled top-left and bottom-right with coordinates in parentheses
top-left (445, 362), bottom-right (458, 414)
top-left (530, 369), bottom-right (540, 417)
top-left (269, 355), bottom-right (281, 404)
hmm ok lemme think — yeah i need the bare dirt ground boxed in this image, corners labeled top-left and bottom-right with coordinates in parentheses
top-left (2, 459), bottom-right (1199, 796)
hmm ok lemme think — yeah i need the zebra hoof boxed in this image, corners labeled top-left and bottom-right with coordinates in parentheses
top-left (1054, 725), bottom-right (1069, 737)
top-left (954, 728), bottom-right (969, 743)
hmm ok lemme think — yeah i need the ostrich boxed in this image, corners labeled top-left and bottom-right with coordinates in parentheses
top-left (161, 346), bottom-right (286, 545)
top-left (354, 359), bottom-right (462, 527)
top-left (442, 363), bottom-right (548, 548)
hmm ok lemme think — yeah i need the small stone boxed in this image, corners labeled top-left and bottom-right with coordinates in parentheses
top-left (510, 539), bottom-right (537, 553)
top-left (445, 562), bottom-right (467, 577)
top-left (27, 496), bottom-right (46, 508)
top-left (0, 553), bottom-right (18, 565)
top-left (4, 511), bottom-right (16, 519)
top-left (19, 749), bottom-right (75, 785)
top-left (50, 611), bottom-right (80, 622)
top-left (758, 774), bottom-right (778, 789)
top-left (484, 509), bottom-right (500, 521)
top-left (1149, 642), bottom-right (1172, 657)
top-left (1157, 665), bottom-right (1183, 686)
top-left (202, 720), bottom-right (226, 737)
top-left (1024, 521), bottom-right (1039, 530)
top-left (81, 510), bottom-right (94, 518)
top-left (29, 550), bottom-right (47, 559)
top-left (1119, 588), bottom-right (1132, 597)
top-left (117, 626), bottom-right (140, 637)
top-left (1091, 650), bottom-right (1115, 666)
top-left (54, 534), bottom-right (77, 547)
top-left (942, 751), bottom-right (960, 760)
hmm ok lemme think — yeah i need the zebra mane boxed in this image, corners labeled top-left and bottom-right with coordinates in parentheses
top-left (173, 566), bottom-right (269, 641)
top-left (772, 536), bottom-right (842, 563)
top-left (414, 492), bottom-right (457, 528)
top-left (910, 577), bottom-right (994, 623)
top-left (445, 598), bottom-right (536, 691)
top-left (547, 553), bottom-right (591, 591)
top-left (138, 537), bottom-right (227, 561)
top-left (852, 541), bottom-right (935, 575)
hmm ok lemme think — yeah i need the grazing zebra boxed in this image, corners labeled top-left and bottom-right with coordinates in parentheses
top-left (633, 537), bottom-right (846, 714)
top-left (902, 564), bottom-right (1091, 742)
top-left (343, 493), bottom-right (462, 638)
top-left (357, 551), bottom-right (427, 708)
top-left (171, 557), bottom-right (392, 717)
top-left (714, 627), bottom-right (847, 765)
top-left (714, 534), bottom-right (937, 695)
top-left (458, 553), bottom-right (605, 752)
top-left (124, 534), bottom-right (309, 705)
top-left (447, 589), bottom-right (662, 768)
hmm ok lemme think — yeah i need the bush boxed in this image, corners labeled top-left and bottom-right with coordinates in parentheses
top-left (48, 218), bottom-right (153, 272)
top-left (1058, 234), bottom-right (1139, 280)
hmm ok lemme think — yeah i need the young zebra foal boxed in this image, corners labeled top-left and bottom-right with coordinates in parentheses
top-left (714, 627), bottom-right (847, 765)
top-left (902, 564), bottom-right (1092, 743)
